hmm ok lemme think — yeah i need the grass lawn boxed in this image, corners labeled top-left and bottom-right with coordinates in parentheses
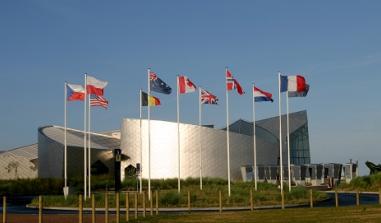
top-left (125, 205), bottom-right (381, 223)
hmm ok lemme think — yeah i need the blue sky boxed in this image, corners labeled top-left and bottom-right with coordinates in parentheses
top-left (1, 0), bottom-right (380, 174)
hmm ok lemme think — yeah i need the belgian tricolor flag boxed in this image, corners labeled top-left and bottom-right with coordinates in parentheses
top-left (141, 91), bottom-right (161, 106)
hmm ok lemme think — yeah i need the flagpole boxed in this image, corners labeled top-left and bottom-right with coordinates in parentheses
top-left (198, 87), bottom-right (203, 190)
top-left (252, 84), bottom-right (257, 191)
top-left (83, 74), bottom-right (88, 200)
top-left (176, 76), bottom-right (181, 193)
top-left (64, 82), bottom-right (68, 198)
top-left (138, 90), bottom-right (143, 193)
top-left (88, 92), bottom-right (91, 198)
top-left (278, 72), bottom-right (284, 196)
top-left (286, 90), bottom-right (291, 192)
top-left (147, 69), bottom-right (151, 201)
top-left (225, 67), bottom-right (231, 197)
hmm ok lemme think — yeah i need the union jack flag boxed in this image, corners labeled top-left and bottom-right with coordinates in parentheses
top-left (90, 95), bottom-right (109, 109)
top-left (200, 88), bottom-right (218, 105)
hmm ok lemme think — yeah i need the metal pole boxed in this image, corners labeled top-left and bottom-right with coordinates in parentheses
top-left (83, 74), bottom-right (87, 200)
top-left (147, 69), bottom-right (151, 201)
top-left (64, 82), bottom-right (68, 198)
top-left (177, 76), bottom-right (181, 193)
top-left (139, 89), bottom-right (143, 194)
top-left (88, 93), bottom-right (91, 198)
top-left (286, 91), bottom-right (291, 192)
top-left (278, 72), bottom-right (284, 194)
top-left (252, 84), bottom-right (257, 191)
top-left (226, 67), bottom-right (231, 197)
top-left (199, 87), bottom-right (203, 190)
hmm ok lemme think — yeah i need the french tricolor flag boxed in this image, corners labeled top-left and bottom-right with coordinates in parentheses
top-left (86, 75), bottom-right (108, 96)
top-left (253, 86), bottom-right (273, 102)
top-left (67, 83), bottom-right (85, 101)
top-left (280, 75), bottom-right (307, 93)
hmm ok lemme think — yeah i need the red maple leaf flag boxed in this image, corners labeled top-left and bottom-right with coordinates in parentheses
top-left (226, 69), bottom-right (244, 95)
top-left (178, 75), bottom-right (197, 94)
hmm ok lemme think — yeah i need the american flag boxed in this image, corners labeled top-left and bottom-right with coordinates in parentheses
top-left (90, 95), bottom-right (109, 109)
top-left (201, 88), bottom-right (218, 105)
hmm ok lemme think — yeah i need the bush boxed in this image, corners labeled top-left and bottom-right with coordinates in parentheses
top-left (160, 191), bottom-right (182, 206)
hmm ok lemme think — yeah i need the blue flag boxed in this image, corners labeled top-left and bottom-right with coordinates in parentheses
top-left (149, 71), bottom-right (172, 94)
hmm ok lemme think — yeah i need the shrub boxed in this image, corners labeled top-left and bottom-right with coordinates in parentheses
top-left (160, 191), bottom-right (182, 206)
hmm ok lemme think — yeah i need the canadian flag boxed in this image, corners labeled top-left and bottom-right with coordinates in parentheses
top-left (178, 75), bottom-right (197, 94)
top-left (86, 75), bottom-right (108, 96)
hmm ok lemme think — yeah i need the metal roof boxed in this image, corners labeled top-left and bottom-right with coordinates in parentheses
top-left (39, 126), bottom-right (120, 150)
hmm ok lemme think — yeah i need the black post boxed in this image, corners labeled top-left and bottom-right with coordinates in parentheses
top-left (114, 149), bottom-right (121, 192)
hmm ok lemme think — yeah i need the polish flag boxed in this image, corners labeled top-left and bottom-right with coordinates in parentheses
top-left (86, 75), bottom-right (108, 96)
top-left (67, 83), bottom-right (85, 101)
top-left (178, 75), bottom-right (197, 94)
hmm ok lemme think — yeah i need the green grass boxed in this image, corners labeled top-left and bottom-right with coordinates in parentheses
top-left (338, 172), bottom-right (381, 191)
top-left (122, 205), bottom-right (381, 223)
top-left (30, 178), bottom-right (327, 208)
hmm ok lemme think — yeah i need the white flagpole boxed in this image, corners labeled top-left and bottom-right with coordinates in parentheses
top-left (83, 74), bottom-right (87, 200)
top-left (64, 82), bottom-right (68, 198)
top-left (198, 87), bottom-right (203, 190)
top-left (286, 90), bottom-right (291, 192)
top-left (147, 68), bottom-right (151, 201)
top-left (252, 84), bottom-right (257, 191)
top-left (88, 92), bottom-right (91, 197)
top-left (176, 76), bottom-right (181, 193)
top-left (278, 72), bottom-right (284, 195)
top-left (139, 89), bottom-right (143, 194)
top-left (225, 67), bottom-right (231, 197)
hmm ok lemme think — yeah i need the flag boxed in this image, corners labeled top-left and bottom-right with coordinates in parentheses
top-left (288, 84), bottom-right (309, 97)
top-left (67, 83), bottom-right (85, 101)
top-left (90, 95), bottom-right (109, 109)
top-left (226, 69), bottom-right (244, 95)
top-left (280, 75), bottom-right (307, 93)
top-left (200, 88), bottom-right (218, 104)
top-left (253, 86), bottom-right (273, 102)
top-left (150, 71), bottom-right (172, 94)
top-left (86, 75), bottom-right (108, 96)
top-left (178, 75), bottom-right (197, 94)
top-left (141, 91), bottom-right (161, 106)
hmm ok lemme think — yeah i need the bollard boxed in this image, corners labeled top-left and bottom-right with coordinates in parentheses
top-left (143, 191), bottom-right (146, 217)
top-left (125, 192), bottom-right (129, 222)
top-left (219, 190), bottom-right (222, 213)
top-left (356, 191), bottom-right (360, 206)
top-left (116, 192), bottom-right (120, 223)
top-left (250, 188), bottom-right (253, 211)
top-left (134, 193), bottom-right (138, 219)
top-left (2, 196), bottom-right (6, 223)
top-left (91, 194), bottom-right (95, 223)
top-left (187, 191), bottom-right (191, 213)
top-left (38, 195), bottom-right (43, 223)
top-left (155, 190), bottom-right (159, 215)
top-left (281, 190), bottom-right (285, 210)
top-left (105, 192), bottom-right (109, 223)
top-left (335, 190), bottom-right (339, 207)
top-left (150, 191), bottom-right (153, 216)
top-left (309, 189), bottom-right (313, 208)
top-left (78, 194), bottom-right (83, 223)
